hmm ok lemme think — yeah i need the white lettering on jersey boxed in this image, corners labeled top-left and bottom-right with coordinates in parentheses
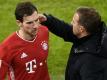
top-left (40, 62), bottom-right (43, 66)
top-left (21, 52), bottom-right (28, 59)
top-left (25, 59), bottom-right (37, 73)
top-left (41, 41), bottom-right (48, 50)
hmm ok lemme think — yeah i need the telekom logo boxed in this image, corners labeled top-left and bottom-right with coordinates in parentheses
top-left (26, 59), bottom-right (37, 73)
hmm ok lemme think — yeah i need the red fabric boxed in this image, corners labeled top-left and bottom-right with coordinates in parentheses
top-left (0, 26), bottom-right (50, 80)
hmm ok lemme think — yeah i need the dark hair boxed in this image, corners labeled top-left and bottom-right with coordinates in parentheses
top-left (76, 7), bottom-right (101, 34)
top-left (15, 2), bottom-right (38, 22)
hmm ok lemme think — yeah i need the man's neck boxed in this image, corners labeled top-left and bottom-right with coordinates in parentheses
top-left (18, 30), bottom-right (36, 41)
top-left (78, 32), bottom-right (90, 38)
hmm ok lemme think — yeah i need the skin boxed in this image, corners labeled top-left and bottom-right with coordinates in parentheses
top-left (38, 13), bottom-right (89, 38)
top-left (17, 11), bottom-right (40, 41)
top-left (71, 13), bottom-right (89, 38)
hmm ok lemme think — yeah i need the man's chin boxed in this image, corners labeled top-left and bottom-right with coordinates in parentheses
top-left (30, 31), bottom-right (37, 37)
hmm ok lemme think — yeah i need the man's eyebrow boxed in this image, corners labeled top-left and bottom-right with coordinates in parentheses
top-left (26, 18), bottom-right (39, 23)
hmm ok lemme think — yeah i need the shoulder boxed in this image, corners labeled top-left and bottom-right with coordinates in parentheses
top-left (100, 27), bottom-right (107, 57)
top-left (102, 27), bottom-right (107, 45)
top-left (39, 25), bottom-right (48, 31)
top-left (38, 25), bottom-right (49, 36)
top-left (1, 32), bottom-right (17, 48)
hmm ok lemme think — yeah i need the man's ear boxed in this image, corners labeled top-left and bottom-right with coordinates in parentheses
top-left (16, 20), bottom-right (22, 27)
top-left (79, 25), bottom-right (85, 33)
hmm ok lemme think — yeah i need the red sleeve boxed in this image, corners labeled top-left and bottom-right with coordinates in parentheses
top-left (0, 44), bottom-right (10, 79)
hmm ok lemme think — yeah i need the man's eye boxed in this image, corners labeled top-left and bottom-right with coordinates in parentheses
top-left (27, 22), bottom-right (33, 24)
top-left (35, 19), bottom-right (39, 22)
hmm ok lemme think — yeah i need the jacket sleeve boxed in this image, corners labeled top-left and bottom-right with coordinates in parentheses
top-left (41, 14), bottom-right (77, 42)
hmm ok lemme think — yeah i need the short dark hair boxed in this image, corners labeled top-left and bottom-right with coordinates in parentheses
top-left (76, 7), bottom-right (101, 34)
top-left (15, 2), bottom-right (38, 22)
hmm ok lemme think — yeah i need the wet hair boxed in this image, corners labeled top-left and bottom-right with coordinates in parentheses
top-left (15, 2), bottom-right (38, 22)
top-left (76, 7), bottom-right (101, 34)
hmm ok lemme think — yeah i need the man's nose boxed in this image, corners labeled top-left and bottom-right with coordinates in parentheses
top-left (33, 23), bottom-right (40, 28)
top-left (33, 21), bottom-right (38, 25)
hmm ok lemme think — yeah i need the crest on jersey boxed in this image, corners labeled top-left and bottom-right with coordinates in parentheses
top-left (41, 41), bottom-right (48, 50)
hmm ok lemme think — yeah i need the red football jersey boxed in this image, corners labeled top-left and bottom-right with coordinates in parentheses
top-left (0, 26), bottom-right (50, 80)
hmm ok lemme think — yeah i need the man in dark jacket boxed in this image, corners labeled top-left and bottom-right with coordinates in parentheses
top-left (39, 7), bottom-right (107, 80)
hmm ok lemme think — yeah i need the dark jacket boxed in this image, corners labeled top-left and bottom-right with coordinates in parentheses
top-left (41, 14), bottom-right (107, 80)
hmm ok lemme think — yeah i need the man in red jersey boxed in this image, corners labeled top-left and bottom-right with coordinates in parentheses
top-left (0, 2), bottom-right (50, 80)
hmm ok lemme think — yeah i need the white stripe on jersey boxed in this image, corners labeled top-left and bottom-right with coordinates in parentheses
top-left (0, 60), bottom-right (2, 68)
top-left (9, 66), bottom-right (15, 80)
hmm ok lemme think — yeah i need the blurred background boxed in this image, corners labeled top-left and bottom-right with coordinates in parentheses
top-left (0, 0), bottom-right (107, 80)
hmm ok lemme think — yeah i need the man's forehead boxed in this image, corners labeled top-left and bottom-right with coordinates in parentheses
top-left (23, 11), bottom-right (38, 22)
top-left (23, 15), bottom-right (39, 22)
